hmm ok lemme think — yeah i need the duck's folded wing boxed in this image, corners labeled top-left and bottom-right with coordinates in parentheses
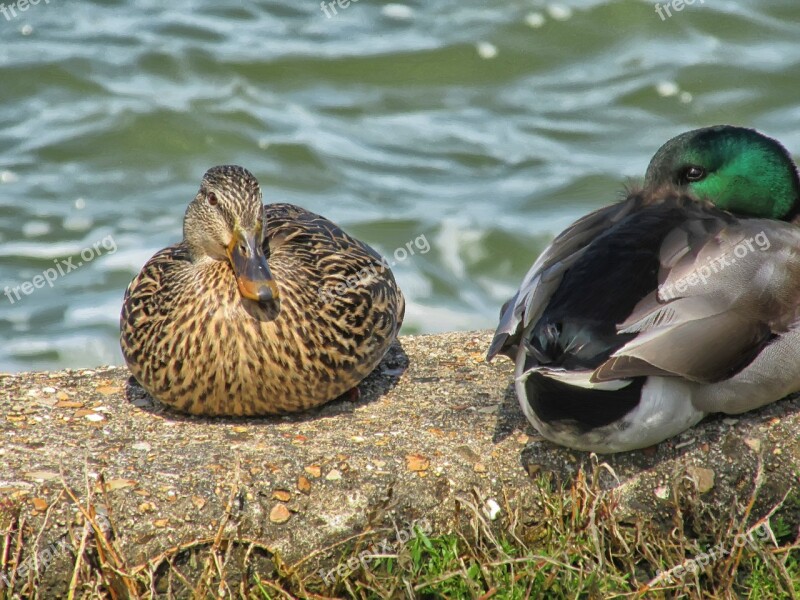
top-left (264, 202), bottom-right (405, 331)
top-left (592, 220), bottom-right (800, 383)
top-left (487, 197), bottom-right (643, 361)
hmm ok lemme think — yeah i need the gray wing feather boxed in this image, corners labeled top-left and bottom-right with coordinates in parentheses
top-left (486, 199), bottom-right (641, 360)
top-left (593, 220), bottom-right (800, 382)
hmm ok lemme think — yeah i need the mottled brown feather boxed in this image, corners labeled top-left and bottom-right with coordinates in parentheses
top-left (120, 172), bottom-right (404, 416)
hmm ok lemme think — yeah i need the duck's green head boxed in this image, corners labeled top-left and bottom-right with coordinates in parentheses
top-left (184, 165), bottom-right (279, 305)
top-left (644, 125), bottom-right (800, 220)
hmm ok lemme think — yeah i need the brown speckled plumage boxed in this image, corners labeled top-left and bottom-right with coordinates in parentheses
top-left (120, 165), bottom-right (405, 416)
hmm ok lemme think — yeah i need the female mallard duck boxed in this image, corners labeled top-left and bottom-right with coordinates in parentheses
top-left (121, 165), bottom-right (405, 416)
top-left (487, 125), bottom-right (800, 453)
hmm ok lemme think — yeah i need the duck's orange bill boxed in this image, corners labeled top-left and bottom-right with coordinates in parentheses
top-left (227, 231), bottom-right (279, 304)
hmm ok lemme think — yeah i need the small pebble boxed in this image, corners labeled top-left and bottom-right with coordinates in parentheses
top-left (269, 504), bottom-right (291, 524)
top-left (297, 476), bottom-right (312, 494)
top-left (406, 454), bottom-right (430, 472)
top-left (484, 498), bottom-right (501, 520)
top-left (687, 466), bottom-right (715, 493)
top-left (744, 438), bottom-right (761, 453)
top-left (272, 490), bottom-right (291, 502)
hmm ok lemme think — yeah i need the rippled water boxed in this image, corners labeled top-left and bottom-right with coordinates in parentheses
top-left (0, 0), bottom-right (798, 372)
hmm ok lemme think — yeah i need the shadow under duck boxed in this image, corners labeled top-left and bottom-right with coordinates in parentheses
top-left (487, 125), bottom-right (800, 453)
top-left (121, 165), bottom-right (405, 416)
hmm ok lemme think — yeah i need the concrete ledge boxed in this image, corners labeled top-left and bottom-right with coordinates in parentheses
top-left (1, 330), bottom-right (799, 593)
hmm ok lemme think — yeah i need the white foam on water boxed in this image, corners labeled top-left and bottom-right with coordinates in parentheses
top-left (382, 4), bottom-right (414, 21)
top-left (476, 42), bottom-right (498, 60)
top-left (656, 81), bottom-right (680, 97)
top-left (525, 13), bottom-right (545, 28)
top-left (547, 4), bottom-right (573, 21)
top-left (22, 221), bottom-right (51, 238)
top-left (62, 215), bottom-right (94, 232)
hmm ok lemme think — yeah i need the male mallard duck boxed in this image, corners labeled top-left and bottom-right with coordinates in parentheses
top-left (121, 165), bottom-right (405, 416)
top-left (487, 125), bottom-right (800, 453)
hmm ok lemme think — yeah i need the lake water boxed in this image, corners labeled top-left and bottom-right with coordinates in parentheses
top-left (0, 0), bottom-right (798, 372)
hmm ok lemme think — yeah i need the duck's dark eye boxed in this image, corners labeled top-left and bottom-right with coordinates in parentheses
top-left (207, 192), bottom-right (218, 206)
top-left (684, 166), bottom-right (706, 182)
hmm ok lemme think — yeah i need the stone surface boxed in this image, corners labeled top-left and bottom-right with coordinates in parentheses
top-left (1, 330), bottom-right (799, 593)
